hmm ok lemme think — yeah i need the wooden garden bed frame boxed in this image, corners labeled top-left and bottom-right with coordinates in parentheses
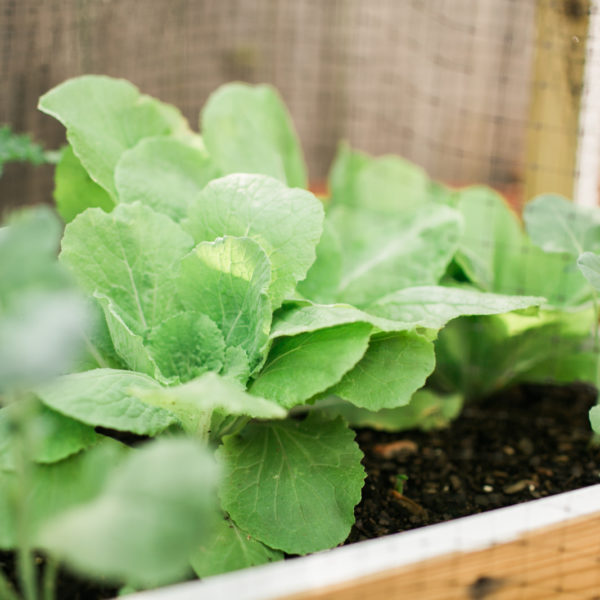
top-left (130, 483), bottom-right (600, 600)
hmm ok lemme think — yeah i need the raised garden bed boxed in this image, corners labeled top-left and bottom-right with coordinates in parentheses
top-left (2, 75), bottom-right (600, 600)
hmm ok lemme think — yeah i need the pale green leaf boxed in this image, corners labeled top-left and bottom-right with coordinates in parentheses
top-left (35, 369), bottom-right (177, 435)
top-left (190, 516), bottom-right (283, 578)
top-left (578, 251), bottom-right (600, 291)
top-left (54, 146), bottom-right (115, 223)
top-left (524, 194), bottom-right (600, 256)
top-left (330, 203), bottom-right (462, 306)
top-left (39, 75), bottom-right (188, 198)
top-left (185, 174), bottom-right (323, 308)
top-left (329, 142), bottom-right (430, 212)
top-left (176, 236), bottom-right (272, 371)
top-left (201, 83), bottom-right (307, 188)
top-left (331, 332), bottom-right (435, 410)
top-left (368, 286), bottom-right (544, 330)
top-left (132, 372), bottom-right (286, 435)
top-left (145, 312), bottom-right (226, 382)
top-left (218, 412), bottom-right (365, 554)
top-left (271, 300), bottom-right (414, 339)
top-left (316, 389), bottom-right (464, 432)
top-left (0, 401), bottom-right (99, 469)
top-left (590, 404), bottom-right (600, 435)
top-left (296, 219), bottom-right (343, 304)
top-left (250, 323), bottom-right (372, 409)
top-left (60, 203), bottom-right (194, 335)
top-left (39, 438), bottom-right (219, 587)
top-left (115, 136), bottom-right (219, 221)
top-left (0, 439), bottom-right (128, 549)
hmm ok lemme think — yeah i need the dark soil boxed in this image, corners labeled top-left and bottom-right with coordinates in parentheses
top-left (348, 382), bottom-right (600, 543)
top-left (2, 383), bottom-right (599, 599)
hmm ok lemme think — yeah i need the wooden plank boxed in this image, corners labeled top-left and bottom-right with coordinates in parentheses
top-left (284, 513), bottom-right (600, 600)
top-left (524, 0), bottom-right (591, 202)
top-left (129, 484), bottom-right (600, 600)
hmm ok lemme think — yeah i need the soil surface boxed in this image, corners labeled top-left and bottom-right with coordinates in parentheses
top-left (348, 382), bottom-right (600, 543)
top-left (2, 383), bottom-right (599, 599)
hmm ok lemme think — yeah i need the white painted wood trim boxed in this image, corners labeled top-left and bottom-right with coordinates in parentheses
top-left (574, 0), bottom-right (600, 207)
top-left (127, 483), bottom-right (600, 600)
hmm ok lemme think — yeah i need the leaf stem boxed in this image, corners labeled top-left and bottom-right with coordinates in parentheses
top-left (42, 558), bottom-right (57, 600)
top-left (0, 569), bottom-right (20, 600)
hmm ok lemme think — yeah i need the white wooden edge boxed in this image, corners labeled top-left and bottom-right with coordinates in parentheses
top-left (574, 0), bottom-right (600, 207)
top-left (127, 482), bottom-right (600, 600)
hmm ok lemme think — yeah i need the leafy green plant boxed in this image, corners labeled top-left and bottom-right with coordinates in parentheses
top-left (0, 125), bottom-right (58, 178)
top-left (4, 72), bottom-right (584, 597)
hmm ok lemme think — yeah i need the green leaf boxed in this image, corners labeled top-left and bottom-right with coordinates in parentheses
top-left (145, 312), bottom-right (226, 382)
top-left (524, 194), bottom-right (600, 256)
top-left (330, 203), bottom-right (462, 306)
top-left (316, 389), bottom-right (464, 432)
top-left (218, 413), bottom-right (365, 554)
top-left (0, 401), bottom-right (99, 469)
top-left (0, 438), bottom-right (129, 549)
top-left (132, 372), bottom-right (286, 435)
top-left (590, 404), bottom-right (600, 435)
top-left (296, 219), bottom-right (343, 304)
top-left (54, 146), bottom-right (115, 223)
top-left (271, 300), bottom-right (414, 338)
top-left (190, 516), bottom-right (283, 578)
top-left (38, 75), bottom-right (188, 198)
top-left (0, 125), bottom-right (50, 175)
top-left (578, 252), bottom-right (600, 291)
top-left (201, 83), bottom-right (307, 188)
top-left (368, 286), bottom-right (544, 330)
top-left (176, 236), bottom-right (272, 372)
top-left (35, 369), bottom-right (178, 435)
top-left (115, 137), bottom-right (219, 222)
top-left (250, 323), bottom-right (372, 409)
top-left (329, 142), bottom-right (430, 213)
top-left (185, 174), bottom-right (323, 309)
top-left (60, 203), bottom-right (194, 336)
top-left (330, 332), bottom-right (435, 410)
top-left (39, 438), bottom-right (219, 587)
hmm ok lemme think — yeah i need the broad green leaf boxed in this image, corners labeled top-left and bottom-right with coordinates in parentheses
top-left (0, 401), bottom-right (99, 469)
top-left (330, 203), bottom-right (462, 306)
top-left (218, 413), bottom-right (365, 554)
top-left (54, 146), bottom-right (114, 223)
top-left (222, 346), bottom-right (251, 384)
top-left (201, 83), bottom-right (307, 188)
top-left (176, 236), bottom-right (272, 371)
top-left (35, 369), bottom-right (177, 435)
top-left (250, 323), bottom-right (372, 409)
top-left (185, 174), bottom-right (323, 309)
top-left (115, 137), bottom-right (219, 221)
top-left (578, 252), bottom-right (600, 290)
top-left (97, 295), bottom-right (163, 380)
top-left (0, 439), bottom-right (128, 549)
top-left (316, 389), bottom-right (463, 432)
top-left (132, 372), bottom-right (286, 435)
top-left (39, 438), bottom-right (219, 587)
top-left (331, 332), bottom-right (435, 410)
top-left (453, 186), bottom-right (523, 290)
top-left (190, 516), bottom-right (283, 578)
top-left (590, 404), bottom-right (600, 434)
top-left (368, 286), bottom-right (544, 330)
top-left (329, 142), bottom-right (430, 212)
top-left (296, 220), bottom-right (343, 304)
top-left (271, 300), bottom-right (414, 339)
top-left (60, 203), bottom-right (194, 335)
top-left (454, 187), bottom-right (591, 307)
top-left (145, 312), bottom-right (226, 382)
top-left (39, 75), bottom-right (188, 198)
top-left (524, 194), bottom-right (600, 256)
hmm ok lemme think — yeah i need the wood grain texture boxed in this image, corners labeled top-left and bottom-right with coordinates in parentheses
top-left (2, 0), bottom-right (536, 210)
top-left (283, 512), bottom-right (600, 600)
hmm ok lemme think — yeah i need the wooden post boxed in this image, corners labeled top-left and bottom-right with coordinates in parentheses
top-left (524, 0), bottom-right (591, 203)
